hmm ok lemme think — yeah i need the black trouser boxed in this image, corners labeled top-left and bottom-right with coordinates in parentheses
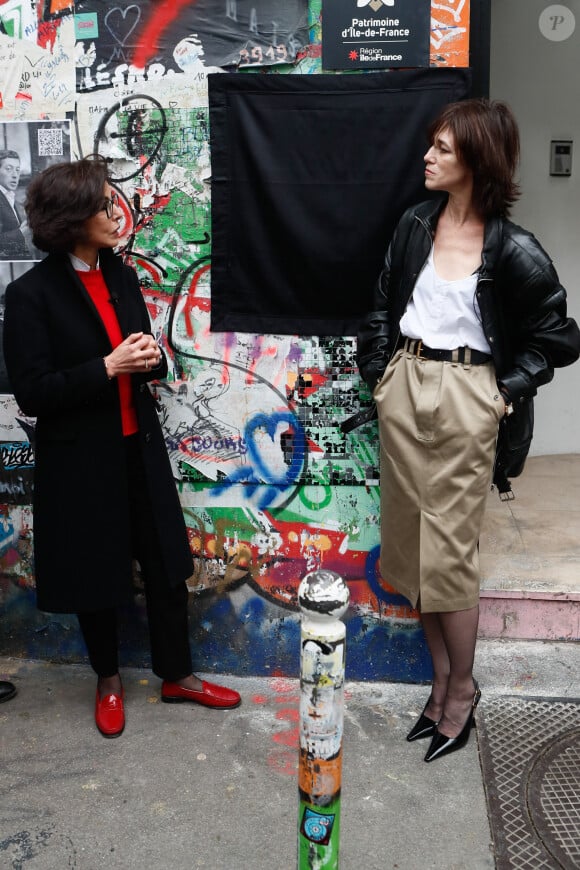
top-left (77, 435), bottom-right (192, 682)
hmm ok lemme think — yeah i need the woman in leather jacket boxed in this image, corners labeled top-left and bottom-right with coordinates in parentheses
top-left (356, 99), bottom-right (580, 762)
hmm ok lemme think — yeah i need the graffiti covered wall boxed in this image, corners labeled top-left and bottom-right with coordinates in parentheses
top-left (0, 0), bottom-right (470, 681)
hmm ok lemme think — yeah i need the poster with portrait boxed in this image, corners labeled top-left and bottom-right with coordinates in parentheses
top-left (0, 119), bottom-right (72, 263)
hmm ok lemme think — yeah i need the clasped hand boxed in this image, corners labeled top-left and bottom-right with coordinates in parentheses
top-left (104, 332), bottom-right (161, 378)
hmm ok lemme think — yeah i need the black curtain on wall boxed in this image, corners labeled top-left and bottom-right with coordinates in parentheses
top-left (208, 69), bottom-right (471, 336)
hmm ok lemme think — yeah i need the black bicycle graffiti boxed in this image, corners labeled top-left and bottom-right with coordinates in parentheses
top-left (93, 93), bottom-right (168, 181)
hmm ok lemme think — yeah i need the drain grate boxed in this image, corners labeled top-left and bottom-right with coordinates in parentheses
top-left (477, 697), bottom-right (580, 870)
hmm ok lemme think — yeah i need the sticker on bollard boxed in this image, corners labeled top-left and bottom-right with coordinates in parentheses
top-left (300, 806), bottom-right (336, 845)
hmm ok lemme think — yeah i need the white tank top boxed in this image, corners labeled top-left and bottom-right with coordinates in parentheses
top-left (399, 247), bottom-right (491, 353)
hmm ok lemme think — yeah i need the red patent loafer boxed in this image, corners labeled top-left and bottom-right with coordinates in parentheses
top-left (161, 680), bottom-right (241, 709)
top-left (95, 689), bottom-right (125, 738)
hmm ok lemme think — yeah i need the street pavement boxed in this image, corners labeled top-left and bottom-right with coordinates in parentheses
top-left (1, 638), bottom-right (579, 869)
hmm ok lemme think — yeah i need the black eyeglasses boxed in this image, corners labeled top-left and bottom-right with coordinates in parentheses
top-left (101, 192), bottom-right (120, 218)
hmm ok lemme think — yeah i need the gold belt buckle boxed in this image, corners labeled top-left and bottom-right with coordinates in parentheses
top-left (415, 339), bottom-right (423, 359)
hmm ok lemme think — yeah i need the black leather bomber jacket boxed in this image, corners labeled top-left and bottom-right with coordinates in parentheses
top-left (354, 197), bottom-right (580, 494)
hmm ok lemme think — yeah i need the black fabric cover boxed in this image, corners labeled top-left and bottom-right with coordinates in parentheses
top-left (209, 69), bottom-right (471, 336)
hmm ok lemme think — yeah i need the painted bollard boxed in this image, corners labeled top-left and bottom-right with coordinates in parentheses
top-left (297, 569), bottom-right (350, 870)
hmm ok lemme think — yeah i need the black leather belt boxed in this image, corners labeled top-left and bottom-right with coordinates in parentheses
top-left (399, 336), bottom-right (492, 366)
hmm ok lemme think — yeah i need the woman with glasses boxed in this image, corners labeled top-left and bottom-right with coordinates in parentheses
top-left (3, 157), bottom-right (241, 738)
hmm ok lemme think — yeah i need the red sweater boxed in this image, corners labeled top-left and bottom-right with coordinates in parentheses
top-left (77, 269), bottom-right (138, 436)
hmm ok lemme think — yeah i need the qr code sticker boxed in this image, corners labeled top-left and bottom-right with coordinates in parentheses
top-left (37, 128), bottom-right (64, 157)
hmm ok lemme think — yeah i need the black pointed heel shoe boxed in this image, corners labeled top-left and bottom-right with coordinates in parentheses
top-left (406, 699), bottom-right (439, 742)
top-left (424, 681), bottom-right (481, 763)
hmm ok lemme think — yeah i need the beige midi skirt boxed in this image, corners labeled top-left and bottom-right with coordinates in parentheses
top-left (374, 348), bottom-right (504, 613)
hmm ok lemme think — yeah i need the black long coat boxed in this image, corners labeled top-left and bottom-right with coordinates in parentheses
top-left (3, 248), bottom-right (193, 613)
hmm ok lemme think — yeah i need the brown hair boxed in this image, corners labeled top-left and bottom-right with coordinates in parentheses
top-left (428, 98), bottom-right (520, 218)
top-left (25, 155), bottom-right (110, 252)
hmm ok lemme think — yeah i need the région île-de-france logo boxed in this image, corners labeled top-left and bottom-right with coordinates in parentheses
top-left (358, 0), bottom-right (395, 9)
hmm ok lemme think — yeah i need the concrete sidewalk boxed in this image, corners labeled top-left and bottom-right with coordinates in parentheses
top-left (1, 639), bottom-right (579, 870)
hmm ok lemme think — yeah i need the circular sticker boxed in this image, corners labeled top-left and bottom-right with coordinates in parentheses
top-left (539, 5), bottom-right (576, 41)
